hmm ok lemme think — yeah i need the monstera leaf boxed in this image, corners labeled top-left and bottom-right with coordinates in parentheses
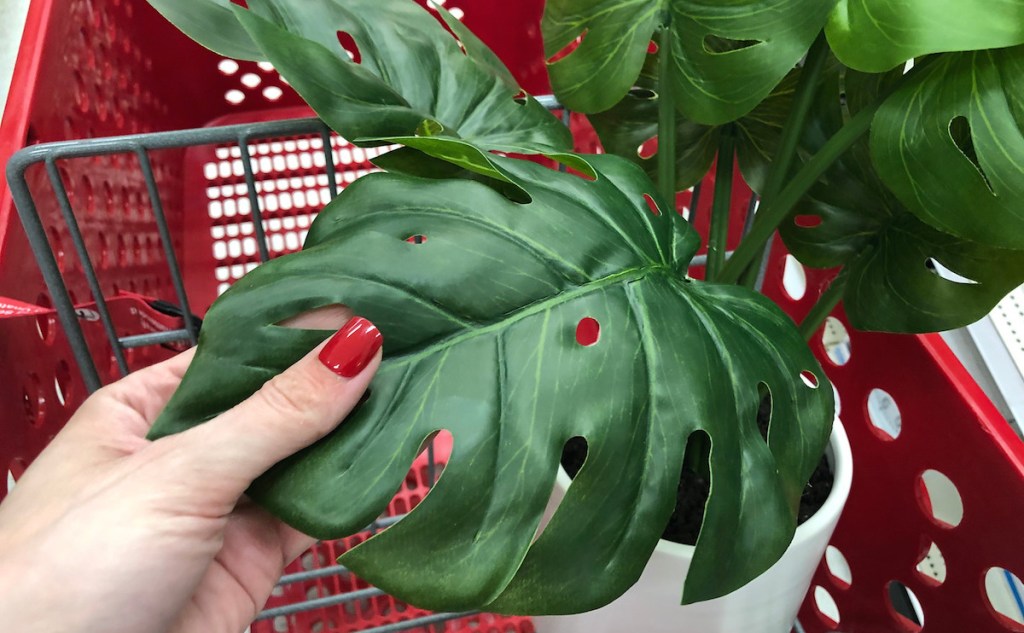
top-left (826, 0), bottom-right (1024, 72)
top-left (870, 46), bottom-right (1024, 252)
top-left (589, 54), bottom-right (799, 193)
top-left (542, 0), bottom-right (835, 123)
top-left (781, 62), bottom-right (1024, 332)
top-left (146, 0), bottom-right (265, 60)
top-left (150, 155), bottom-right (833, 610)
top-left (149, 0), bottom-right (573, 184)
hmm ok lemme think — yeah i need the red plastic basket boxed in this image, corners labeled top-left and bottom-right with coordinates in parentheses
top-left (2, 1), bottom-right (1023, 632)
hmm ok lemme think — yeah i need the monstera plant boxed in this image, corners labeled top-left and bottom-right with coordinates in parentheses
top-left (145, 0), bottom-right (1024, 614)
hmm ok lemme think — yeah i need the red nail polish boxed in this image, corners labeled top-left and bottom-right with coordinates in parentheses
top-left (319, 317), bottom-right (383, 378)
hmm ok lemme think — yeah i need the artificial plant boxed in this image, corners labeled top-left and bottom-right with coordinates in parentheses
top-left (145, 0), bottom-right (1024, 613)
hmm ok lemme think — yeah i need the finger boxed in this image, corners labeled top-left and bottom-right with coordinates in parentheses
top-left (168, 316), bottom-right (382, 504)
top-left (95, 347), bottom-right (198, 424)
top-left (279, 522), bottom-right (318, 563)
top-left (96, 305), bottom-right (352, 427)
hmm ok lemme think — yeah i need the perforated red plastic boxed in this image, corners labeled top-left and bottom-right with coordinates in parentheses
top-left (2, 1), bottom-right (1023, 631)
top-left (766, 257), bottom-right (1024, 632)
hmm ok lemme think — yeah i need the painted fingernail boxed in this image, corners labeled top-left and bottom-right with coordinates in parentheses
top-left (318, 317), bottom-right (383, 378)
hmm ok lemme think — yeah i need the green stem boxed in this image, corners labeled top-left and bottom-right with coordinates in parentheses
top-left (798, 270), bottom-right (849, 341)
top-left (739, 32), bottom-right (830, 288)
top-left (764, 33), bottom-right (830, 203)
top-left (706, 130), bottom-right (736, 281)
top-left (718, 101), bottom-right (878, 285)
top-left (657, 22), bottom-right (676, 208)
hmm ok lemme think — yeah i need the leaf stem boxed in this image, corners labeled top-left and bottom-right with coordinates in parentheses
top-left (767, 33), bottom-right (830, 203)
top-left (706, 129), bottom-right (736, 281)
top-left (798, 270), bottom-right (848, 341)
top-left (657, 21), bottom-right (677, 210)
top-left (718, 100), bottom-right (878, 285)
top-left (739, 32), bottom-right (830, 288)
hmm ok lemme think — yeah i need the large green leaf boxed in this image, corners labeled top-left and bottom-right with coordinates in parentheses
top-left (781, 62), bottom-right (1024, 332)
top-left (150, 155), bottom-right (833, 610)
top-left (542, 0), bottom-right (835, 124)
top-left (146, 0), bottom-right (264, 60)
top-left (589, 54), bottom-right (798, 192)
top-left (826, 0), bottom-right (1024, 73)
top-left (870, 47), bottom-right (1024, 251)
top-left (150, 0), bottom-right (573, 183)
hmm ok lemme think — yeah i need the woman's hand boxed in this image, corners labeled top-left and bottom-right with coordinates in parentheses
top-left (0, 312), bottom-right (382, 633)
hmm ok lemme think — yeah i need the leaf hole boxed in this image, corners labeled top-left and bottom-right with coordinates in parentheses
top-left (547, 30), bottom-right (585, 65)
top-left (925, 258), bottom-right (979, 285)
top-left (512, 89), bottom-right (528, 105)
top-left (647, 40), bottom-right (659, 54)
top-left (637, 136), bottom-right (658, 160)
top-left (405, 234), bottom-right (428, 244)
top-left (948, 116), bottom-right (994, 194)
top-left (545, 435), bottom-right (590, 541)
top-left (415, 119), bottom-right (445, 137)
top-left (275, 304), bottom-right (353, 329)
top-left (702, 34), bottom-right (763, 55)
top-left (534, 154), bottom-right (598, 181)
top-left (337, 31), bottom-right (362, 64)
top-left (559, 435), bottom-right (588, 479)
top-left (799, 370), bottom-right (819, 389)
top-left (628, 87), bottom-right (657, 100)
top-left (757, 382), bottom-right (772, 442)
top-left (575, 317), bottom-right (600, 347)
top-left (564, 165), bottom-right (597, 181)
top-left (668, 430), bottom-right (712, 546)
top-left (643, 193), bottom-right (661, 216)
top-left (794, 214), bottom-right (822, 228)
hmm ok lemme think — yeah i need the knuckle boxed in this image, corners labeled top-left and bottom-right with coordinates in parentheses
top-left (258, 374), bottom-right (315, 418)
top-left (256, 369), bottom-right (326, 421)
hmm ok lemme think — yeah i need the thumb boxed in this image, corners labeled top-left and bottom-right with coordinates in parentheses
top-left (168, 316), bottom-right (382, 503)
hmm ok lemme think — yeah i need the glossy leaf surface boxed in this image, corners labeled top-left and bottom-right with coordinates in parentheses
top-left (781, 63), bottom-right (1024, 332)
top-left (826, 0), bottom-right (1024, 72)
top-left (146, 0), bottom-right (264, 60)
top-left (871, 47), bottom-right (1024, 251)
top-left (542, 0), bottom-right (834, 123)
top-left (589, 54), bottom-right (798, 193)
top-left (150, 156), bottom-right (833, 610)
top-left (149, 0), bottom-right (572, 181)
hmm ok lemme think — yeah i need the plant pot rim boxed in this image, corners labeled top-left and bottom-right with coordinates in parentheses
top-left (660, 418), bottom-right (852, 557)
top-left (554, 417), bottom-right (853, 558)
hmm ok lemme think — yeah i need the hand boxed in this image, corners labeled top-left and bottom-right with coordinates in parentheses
top-left (0, 310), bottom-right (382, 633)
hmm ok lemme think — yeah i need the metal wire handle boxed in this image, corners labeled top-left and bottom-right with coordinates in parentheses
top-left (4, 101), bottom-right (568, 626)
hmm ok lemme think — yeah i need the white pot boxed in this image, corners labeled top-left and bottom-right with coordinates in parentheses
top-left (537, 419), bottom-right (852, 633)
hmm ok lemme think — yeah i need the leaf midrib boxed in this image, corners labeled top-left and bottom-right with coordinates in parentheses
top-left (378, 264), bottom-right (674, 374)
